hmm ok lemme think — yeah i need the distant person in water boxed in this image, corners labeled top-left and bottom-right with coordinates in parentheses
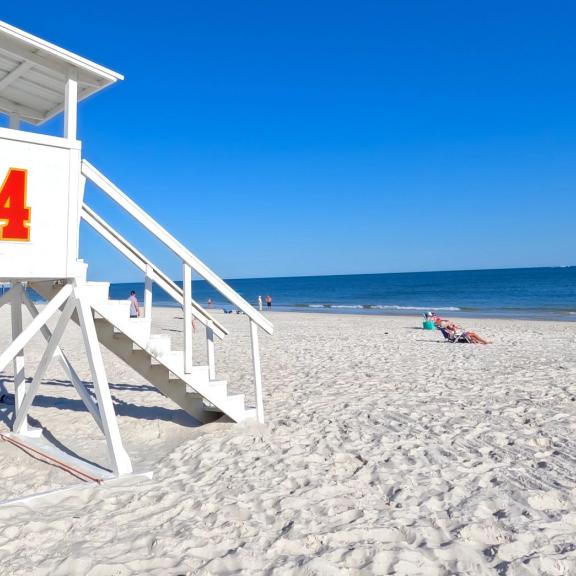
top-left (129, 290), bottom-right (140, 318)
top-left (258, 295), bottom-right (263, 311)
top-left (265, 295), bottom-right (272, 309)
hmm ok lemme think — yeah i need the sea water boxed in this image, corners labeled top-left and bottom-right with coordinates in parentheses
top-left (107, 266), bottom-right (576, 321)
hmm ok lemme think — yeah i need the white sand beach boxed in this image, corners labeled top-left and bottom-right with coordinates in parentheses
top-left (1, 307), bottom-right (576, 575)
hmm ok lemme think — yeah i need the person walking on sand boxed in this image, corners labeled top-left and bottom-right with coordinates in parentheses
top-left (129, 290), bottom-right (140, 318)
top-left (265, 295), bottom-right (272, 310)
top-left (208, 298), bottom-right (212, 309)
top-left (258, 295), bottom-right (263, 311)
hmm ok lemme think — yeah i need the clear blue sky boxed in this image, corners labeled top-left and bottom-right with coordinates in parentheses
top-left (3, 2), bottom-right (576, 282)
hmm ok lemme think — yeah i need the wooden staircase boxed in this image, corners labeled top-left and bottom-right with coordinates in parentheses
top-left (30, 277), bottom-right (256, 424)
top-left (21, 159), bottom-right (274, 431)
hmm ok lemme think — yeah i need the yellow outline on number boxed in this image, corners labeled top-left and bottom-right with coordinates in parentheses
top-left (0, 167), bottom-right (32, 242)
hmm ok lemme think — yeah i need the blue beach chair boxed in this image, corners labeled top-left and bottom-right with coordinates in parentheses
top-left (438, 327), bottom-right (471, 344)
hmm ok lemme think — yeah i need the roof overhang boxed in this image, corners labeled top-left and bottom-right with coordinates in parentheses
top-left (0, 20), bottom-right (123, 126)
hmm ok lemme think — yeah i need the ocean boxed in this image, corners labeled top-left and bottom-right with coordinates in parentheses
top-left (106, 267), bottom-right (576, 322)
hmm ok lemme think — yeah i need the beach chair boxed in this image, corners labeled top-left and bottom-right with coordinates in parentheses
top-left (438, 327), bottom-right (471, 343)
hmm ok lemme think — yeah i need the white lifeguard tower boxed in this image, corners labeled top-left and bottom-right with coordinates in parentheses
top-left (0, 21), bottom-right (272, 479)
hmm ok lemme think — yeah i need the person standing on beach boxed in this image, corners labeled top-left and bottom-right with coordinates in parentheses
top-left (265, 295), bottom-right (272, 310)
top-left (208, 298), bottom-right (212, 309)
top-left (258, 295), bottom-right (263, 311)
top-left (129, 290), bottom-right (140, 318)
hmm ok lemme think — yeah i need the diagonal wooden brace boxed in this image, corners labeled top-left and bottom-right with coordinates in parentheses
top-left (0, 283), bottom-right (73, 374)
top-left (13, 294), bottom-right (77, 433)
top-left (75, 286), bottom-right (132, 475)
top-left (20, 289), bottom-right (103, 433)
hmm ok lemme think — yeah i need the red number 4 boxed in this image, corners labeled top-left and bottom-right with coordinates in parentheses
top-left (0, 168), bottom-right (31, 241)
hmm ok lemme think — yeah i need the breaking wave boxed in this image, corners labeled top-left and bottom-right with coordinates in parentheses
top-left (296, 304), bottom-right (461, 311)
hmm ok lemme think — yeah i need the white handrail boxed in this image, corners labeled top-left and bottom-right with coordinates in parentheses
top-left (81, 204), bottom-right (228, 339)
top-left (82, 160), bottom-right (273, 335)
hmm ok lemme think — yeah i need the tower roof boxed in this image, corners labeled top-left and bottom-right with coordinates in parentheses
top-left (0, 20), bottom-right (123, 126)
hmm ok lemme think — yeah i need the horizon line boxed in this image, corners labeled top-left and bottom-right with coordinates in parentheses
top-left (106, 264), bottom-right (575, 285)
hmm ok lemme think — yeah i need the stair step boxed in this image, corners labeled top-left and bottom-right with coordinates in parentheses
top-left (112, 316), bottom-right (151, 329)
top-left (183, 365), bottom-right (210, 381)
top-left (147, 334), bottom-right (171, 356)
top-left (160, 352), bottom-right (209, 377)
top-left (147, 364), bottom-right (170, 383)
top-left (203, 393), bottom-right (245, 413)
top-left (186, 379), bottom-right (228, 397)
top-left (114, 329), bottom-right (166, 355)
top-left (101, 299), bottom-right (132, 319)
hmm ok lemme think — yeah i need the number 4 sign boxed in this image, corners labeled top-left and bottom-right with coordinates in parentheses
top-left (0, 168), bottom-right (31, 241)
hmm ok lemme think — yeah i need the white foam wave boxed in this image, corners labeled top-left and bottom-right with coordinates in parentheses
top-left (303, 304), bottom-right (461, 311)
top-left (372, 305), bottom-right (461, 311)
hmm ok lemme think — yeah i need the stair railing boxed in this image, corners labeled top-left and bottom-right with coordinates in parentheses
top-left (81, 160), bottom-right (273, 423)
top-left (81, 205), bottom-right (228, 339)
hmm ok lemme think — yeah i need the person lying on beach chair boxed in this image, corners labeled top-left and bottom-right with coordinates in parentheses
top-left (438, 323), bottom-right (491, 345)
top-left (438, 326), bottom-right (470, 343)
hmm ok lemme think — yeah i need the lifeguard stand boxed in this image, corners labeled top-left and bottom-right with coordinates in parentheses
top-left (0, 20), bottom-right (273, 481)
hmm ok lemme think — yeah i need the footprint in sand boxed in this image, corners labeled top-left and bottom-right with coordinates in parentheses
top-left (527, 490), bottom-right (567, 511)
top-left (459, 522), bottom-right (509, 545)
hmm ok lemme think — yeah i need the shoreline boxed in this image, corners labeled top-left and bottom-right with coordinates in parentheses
top-left (151, 303), bottom-right (576, 324)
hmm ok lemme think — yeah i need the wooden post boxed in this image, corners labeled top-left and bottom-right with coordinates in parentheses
top-left (8, 112), bottom-right (20, 130)
top-left (183, 263), bottom-right (193, 373)
top-left (10, 283), bottom-right (27, 434)
top-left (206, 325), bottom-right (216, 380)
top-left (249, 320), bottom-right (265, 424)
top-left (64, 71), bottom-right (78, 139)
top-left (75, 287), bottom-right (132, 475)
top-left (144, 264), bottom-right (153, 319)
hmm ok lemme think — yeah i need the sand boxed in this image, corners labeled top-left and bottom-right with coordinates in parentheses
top-left (1, 307), bottom-right (576, 575)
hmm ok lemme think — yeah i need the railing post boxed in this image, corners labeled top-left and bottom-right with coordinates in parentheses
top-left (249, 320), bottom-right (264, 424)
top-left (206, 325), bottom-right (216, 380)
top-left (144, 264), bottom-right (153, 319)
top-left (183, 262), bottom-right (193, 373)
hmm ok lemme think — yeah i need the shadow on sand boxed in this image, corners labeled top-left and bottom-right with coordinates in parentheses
top-left (0, 374), bottom-right (202, 473)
